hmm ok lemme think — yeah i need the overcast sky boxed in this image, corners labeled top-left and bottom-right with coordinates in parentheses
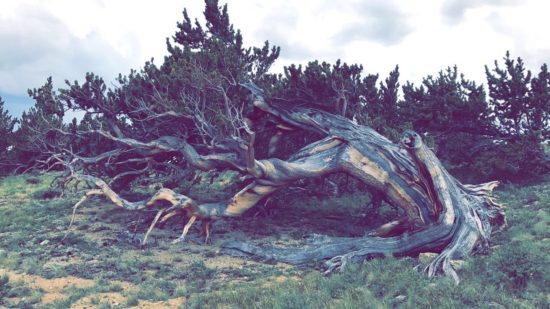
top-left (1, 0), bottom-right (549, 118)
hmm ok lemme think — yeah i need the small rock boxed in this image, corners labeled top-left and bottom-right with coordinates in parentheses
top-left (487, 301), bottom-right (505, 309)
top-left (418, 252), bottom-right (438, 264)
top-left (65, 247), bottom-right (77, 256)
top-left (450, 260), bottom-right (465, 270)
top-left (25, 177), bottom-right (41, 184)
top-left (524, 195), bottom-right (539, 204)
top-left (394, 295), bottom-right (407, 303)
top-left (40, 239), bottom-right (50, 246)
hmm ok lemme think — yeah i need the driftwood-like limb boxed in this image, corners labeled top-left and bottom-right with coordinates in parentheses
top-left (172, 215), bottom-right (197, 244)
top-left (368, 216), bottom-right (408, 237)
top-left (62, 189), bottom-right (103, 240)
top-left (202, 220), bottom-right (212, 244)
top-left (267, 130), bottom-right (283, 156)
top-left (143, 208), bottom-right (166, 245)
top-left (63, 173), bottom-right (219, 244)
top-left (244, 132), bottom-right (263, 178)
top-left (132, 211), bottom-right (142, 237)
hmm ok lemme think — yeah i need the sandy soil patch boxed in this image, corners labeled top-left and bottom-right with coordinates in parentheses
top-left (71, 292), bottom-right (126, 308)
top-left (131, 297), bottom-right (186, 309)
top-left (0, 268), bottom-right (135, 305)
top-left (0, 268), bottom-right (94, 304)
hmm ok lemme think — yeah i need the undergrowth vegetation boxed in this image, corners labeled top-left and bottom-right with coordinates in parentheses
top-left (0, 173), bottom-right (548, 308)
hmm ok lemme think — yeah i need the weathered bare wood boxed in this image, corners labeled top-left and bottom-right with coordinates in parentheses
top-left (61, 83), bottom-right (505, 283)
top-left (217, 85), bottom-right (505, 282)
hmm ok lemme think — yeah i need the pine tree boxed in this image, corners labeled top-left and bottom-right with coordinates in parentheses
top-left (0, 97), bottom-right (17, 174)
top-left (401, 66), bottom-right (490, 135)
top-left (484, 52), bottom-right (549, 180)
top-left (13, 78), bottom-right (66, 169)
top-left (485, 51), bottom-right (532, 138)
top-left (369, 65), bottom-right (400, 138)
top-left (399, 66), bottom-right (497, 181)
top-left (528, 63), bottom-right (550, 141)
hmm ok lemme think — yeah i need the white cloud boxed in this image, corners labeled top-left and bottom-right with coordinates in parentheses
top-left (441, 0), bottom-right (519, 25)
top-left (0, 2), bottom-right (130, 94)
top-left (0, 0), bottom-right (549, 118)
top-left (331, 1), bottom-right (413, 46)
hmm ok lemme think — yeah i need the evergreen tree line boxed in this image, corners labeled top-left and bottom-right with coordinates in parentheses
top-left (0, 0), bottom-right (548, 183)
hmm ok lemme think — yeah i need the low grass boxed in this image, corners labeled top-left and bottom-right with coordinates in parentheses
top-left (0, 275), bottom-right (44, 308)
top-left (0, 172), bottom-right (548, 308)
top-left (44, 280), bottom-right (124, 309)
top-left (186, 177), bottom-right (550, 308)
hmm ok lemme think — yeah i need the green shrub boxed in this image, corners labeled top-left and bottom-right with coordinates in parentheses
top-left (25, 177), bottom-right (41, 185)
top-left (0, 275), bottom-right (9, 304)
top-left (485, 241), bottom-right (549, 292)
top-left (32, 188), bottom-right (62, 200)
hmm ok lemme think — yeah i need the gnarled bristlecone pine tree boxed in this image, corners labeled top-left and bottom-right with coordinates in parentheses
top-left (57, 82), bottom-right (505, 284)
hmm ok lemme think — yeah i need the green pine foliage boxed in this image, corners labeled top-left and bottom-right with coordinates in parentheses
top-left (10, 77), bottom-right (67, 171)
top-left (399, 66), bottom-right (497, 182)
top-left (0, 97), bottom-right (17, 174)
top-left (0, 0), bottom-right (547, 183)
top-left (483, 52), bottom-right (550, 181)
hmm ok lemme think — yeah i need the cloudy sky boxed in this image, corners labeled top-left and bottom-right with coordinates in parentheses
top-left (1, 0), bottom-right (549, 118)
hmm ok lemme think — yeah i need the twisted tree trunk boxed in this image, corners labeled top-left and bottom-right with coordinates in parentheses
top-left (216, 87), bottom-right (505, 282)
top-left (64, 84), bottom-right (505, 283)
